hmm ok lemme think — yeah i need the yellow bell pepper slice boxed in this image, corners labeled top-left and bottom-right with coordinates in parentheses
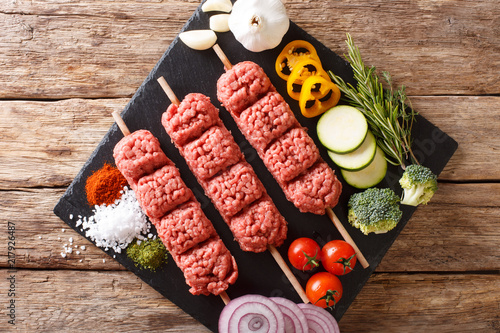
top-left (275, 40), bottom-right (321, 81)
top-left (299, 75), bottom-right (341, 118)
top-left (287, 58), bottom-right (330, 101)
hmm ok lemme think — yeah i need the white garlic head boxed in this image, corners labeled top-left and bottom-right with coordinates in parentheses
top-left (228, 0), bottom-right (290, 52)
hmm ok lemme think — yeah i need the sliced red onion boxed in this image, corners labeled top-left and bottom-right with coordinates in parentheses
top-left (270, 297), bottom-right (309, 333)
top-left (297, 303), bottom-right (340, 333)
top-left (219, 294), bottom-right (285, 333)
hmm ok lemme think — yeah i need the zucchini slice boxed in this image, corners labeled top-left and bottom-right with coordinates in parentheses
top-left (327, 130), bottom-right (376, 171)
top-left (317, 105), bottom-right (368, 154)
top-left (341, 146), bottom-right (387, 189)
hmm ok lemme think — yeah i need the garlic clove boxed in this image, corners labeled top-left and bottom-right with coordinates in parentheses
top-left (202, 0), bottom-right (233, 13)
top-left (210, 14), bottom-right (230, 32)
top-left (228, 0), bottom-right (290, 52)
top-left (179, 30), bottom-right (217, 50)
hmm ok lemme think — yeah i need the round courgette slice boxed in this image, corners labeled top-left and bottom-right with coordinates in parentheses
top-left (327, 130), bottom-right (377, 171)
top-left (341, 146), bottom-right (387, 189)
top-left (317, 105), bottom-right (368, 154)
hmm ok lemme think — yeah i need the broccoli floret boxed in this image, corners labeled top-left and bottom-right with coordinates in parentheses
top-left (399, 164), bottom-right (438, 206)
top-left (348, 188), bottom-right (403, 235)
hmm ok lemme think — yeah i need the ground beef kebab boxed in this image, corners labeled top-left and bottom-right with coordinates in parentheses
top-left (113, 127), bottom-right (238, 296)
top-left (213, 54), bottom-right (368, 269)
top-left (160, 92), bottom-right (288, 253)
top-left (216, 61), bottom-right (342, 215)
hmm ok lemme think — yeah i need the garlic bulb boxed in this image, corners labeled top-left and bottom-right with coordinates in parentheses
top-left (228, 0), bottom-right (290, 52)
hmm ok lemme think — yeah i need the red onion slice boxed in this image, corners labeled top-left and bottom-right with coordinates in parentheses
top-left (219, 294), bottom-right (285, 333)
top-left (297, 303), bottom-right (340, 333)
top-left (270, 297), bottom-right (309, 333)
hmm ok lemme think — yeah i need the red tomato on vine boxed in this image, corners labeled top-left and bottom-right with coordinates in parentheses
top-left (321, 240), bottom-right (357, 275)
top-left (287, 237), bottom-right (321, 271)
top-left (306, 272), bottom-right (343, 309)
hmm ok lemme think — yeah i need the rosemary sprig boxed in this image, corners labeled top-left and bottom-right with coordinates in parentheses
top-left (328, 33), bottom-right (418, 169)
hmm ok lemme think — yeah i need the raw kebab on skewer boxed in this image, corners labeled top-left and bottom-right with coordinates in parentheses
top-left (213, 45), bottom-right (369, 268)
top-left (157, 78), bottom-right (309, 302)
top-left (111, 114), bottom-right (237, 301)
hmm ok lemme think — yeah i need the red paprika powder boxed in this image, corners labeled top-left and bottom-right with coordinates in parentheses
top-left (85, 163), bottom-right (128, 206)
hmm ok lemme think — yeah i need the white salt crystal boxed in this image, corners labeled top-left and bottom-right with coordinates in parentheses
top-left (61, 253), bottom-right (66, 258)
top-left (76, 251), bottom-right (80, 255)
top-left (62, 228), bottom-right (65, 232)
top-left (103, 259), bottom-right (106, 263)
top-left (69, 214), bottom-right (73, 219)
top-left (69, 237), bottom-right (73, 244)
top-left (80, 188), bottom-right (150, 253)
top-left (80, 246), bottom-right (86, 250)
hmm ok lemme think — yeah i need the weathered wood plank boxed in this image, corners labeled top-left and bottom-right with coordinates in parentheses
top-left (0, 98), bottom-right (128, 188)
top-left (1, 96), bottom-right (497, 190)
top-left (1, 269), bottom-right (497, 332)
top-left (1, 184), bottom-right (498, 272)
top-left (0, 0), bottom-right (499, 99)
top-left (340, 273), bottom-right (500, 332)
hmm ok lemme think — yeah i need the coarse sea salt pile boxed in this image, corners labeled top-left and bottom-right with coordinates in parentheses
top-left (75, 187), bottom-right (150, 253)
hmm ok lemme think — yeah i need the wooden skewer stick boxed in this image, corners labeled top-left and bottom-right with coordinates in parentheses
top-left (326, 207), bottom-right (369, 269)
top-left (112, 111), bottom-right (131, 136)
top-left (220, 291), bottom-right (231, 305)
top-left (213, 44), bottom-right (233, 70)
top-left (111, 110), bottom-right (231, 305)
top-left (212, 44), bottom-right (370, 269)
top-left (157, 76), bottom-right (309, 304)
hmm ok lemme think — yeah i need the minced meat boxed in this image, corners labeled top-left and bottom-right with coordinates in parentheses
top-left (135, 165), bottom-right (193, 219)
top-left (171, 236), bottom-right (239, 296)
top-left (217, 61), bottom-right (274, 116)
top-left (229, 195), bottom-right (288, 253)
top-left (237, 92), bottom-right (299, 154)
top-left (181, 125), bottom-right (242, 180)
top-left (203, 162), bottom-right (265, 219)
top-left (283, 161), bottom-right (342, 215)
top-left (113, 129), bottom-right (170, 182)
top-left (153, 200), bottom-right (216, 255)
top-left (263, 127), bottom-right (320, 184)
top-left (162, 93), bottom-right (219, 146)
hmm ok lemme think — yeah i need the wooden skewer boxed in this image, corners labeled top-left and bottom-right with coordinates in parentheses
top-left (212, 45), bottom-right (370, 269)
top-left (213, 44), bottom-right (232, 70)
top-left (157, 76), bottom-right (310, 304)
top-left (326, 207), bottom-right (369, 268)
top-left (220, 291), bottom-right (231, 305)
top-left (111, 110), bottom-right (231, 305)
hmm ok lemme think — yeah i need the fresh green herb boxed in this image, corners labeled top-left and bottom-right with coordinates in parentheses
top-left (126, 238), bottom-right (168, 271)
top-left (328, 33), bottom-right (418, 169)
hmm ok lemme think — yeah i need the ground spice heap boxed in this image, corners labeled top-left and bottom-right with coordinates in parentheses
top-left (127, 237), bottom-right (168, 271)
top-left (85, 163), bottom-right (128, 206)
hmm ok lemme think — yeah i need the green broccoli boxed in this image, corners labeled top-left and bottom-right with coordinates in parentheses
top-left (399, 164), bottom-right (438, 206)
top-left (348, 188), bottom-right (403, 235)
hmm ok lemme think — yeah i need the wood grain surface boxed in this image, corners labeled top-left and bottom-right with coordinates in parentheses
top-left (1, 0), bottom-right (499, 332)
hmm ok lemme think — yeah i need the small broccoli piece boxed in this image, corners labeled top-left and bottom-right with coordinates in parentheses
top-left (348, 188), bottom-right (403, 235)
top-left (399, 164), bottom-right (438, 206)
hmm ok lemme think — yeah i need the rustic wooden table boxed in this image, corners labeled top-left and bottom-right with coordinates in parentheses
top-left (1, 0), bottom-right (499, 332)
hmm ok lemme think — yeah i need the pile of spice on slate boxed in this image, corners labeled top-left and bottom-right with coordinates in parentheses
top-left (85, 163), bottom-right (128, 206)
top-left (75, 186), bottom-right (151, 253)
top-left (126, 237), bottom-right (168, 271)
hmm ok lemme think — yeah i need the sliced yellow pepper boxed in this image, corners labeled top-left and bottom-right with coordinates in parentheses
top-left (287, 58), bottom-right (330, 101)
top-left (275, 40), bottom-right (321, 81)
top-left (299, 75), bottom-right (341, 118)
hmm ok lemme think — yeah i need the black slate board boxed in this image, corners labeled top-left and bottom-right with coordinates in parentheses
top-left (53, 3), bottom-right (458, 332)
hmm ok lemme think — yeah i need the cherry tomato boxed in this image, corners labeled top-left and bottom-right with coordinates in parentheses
top-left (321, 240), bottom-right (357, 276)
top-left (287, 237), bottom-right (321, 271)
top-left (306, 272), bottom-right (343, 309)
